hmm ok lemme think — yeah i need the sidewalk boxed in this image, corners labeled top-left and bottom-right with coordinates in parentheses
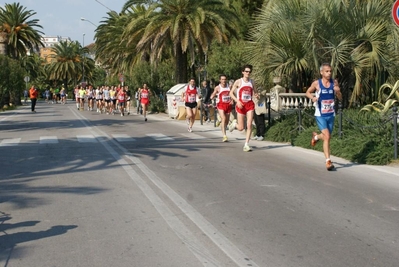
top-left (151, 111), bottom-right (399, 174)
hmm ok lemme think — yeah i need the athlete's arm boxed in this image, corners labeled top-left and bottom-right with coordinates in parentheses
top-left (230, 79), bottom-right (243, 109)
top-left (306, 80), bottom-right (318, 102)
top-left (210, 86), bottom-right (219, 100)
top-left (251, 79), bottom-right (259, 99)
top-left (334, 79), bottom-right (342, 101)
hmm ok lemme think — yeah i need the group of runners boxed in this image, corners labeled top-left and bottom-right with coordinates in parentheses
top-left (69, 62), bottom-right (341, 170)
top-left (74, 84), bottom-right (151, 120)
top-left (182, 63), bottom-right (342, 170)
top-left (182, 64), bottom-right (259, 152)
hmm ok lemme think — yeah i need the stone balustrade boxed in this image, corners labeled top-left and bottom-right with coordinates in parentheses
top-left (264, 84), bottom-right (314, 111)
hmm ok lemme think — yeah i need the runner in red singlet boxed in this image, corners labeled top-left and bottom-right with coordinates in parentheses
top-left (229, 64), bottom-right (259, 152)
top-left (139, 84), bottom-right (151, 121)
top-left (210, 74), bottom-right (233, 142)
top-left (117, 88), bottom-right (126, 116)
top-left (182, 78), bottom-right (199, 132)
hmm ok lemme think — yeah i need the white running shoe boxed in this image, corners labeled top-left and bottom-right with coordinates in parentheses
top-left (229, 119), bottom-right (237, 132)
top-left (257, 136), bottom-right (264, 141)
top-left (243, 145), bottom-right (252, 152)
top-left (188, 126), bottom-right (192, 132)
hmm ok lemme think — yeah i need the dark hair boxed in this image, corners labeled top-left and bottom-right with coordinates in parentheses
top-left (241, 64), bottom-right (253, 72)
top-left (219, 74), bottom-right (227, 79)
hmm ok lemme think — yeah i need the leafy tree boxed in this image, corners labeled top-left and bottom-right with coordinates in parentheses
top-left (119, 0), bottom-right (240, 83)
top-left (246, 0), bottom-right (399, 106)
top-left (0, 2), bottom-right (44, 58)
top-left (0, 55), bottom-right (24, 107)
top-left (45, 40), bottom-right (94, 93)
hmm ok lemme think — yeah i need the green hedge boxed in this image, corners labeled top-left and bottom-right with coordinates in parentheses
top-left (264, 108), bottom-right (397, 165)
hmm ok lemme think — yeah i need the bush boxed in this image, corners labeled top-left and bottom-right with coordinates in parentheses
top-left (265, 108), bottom-right (397, 165)
top-left (149, 96), bottom-right (166, 113)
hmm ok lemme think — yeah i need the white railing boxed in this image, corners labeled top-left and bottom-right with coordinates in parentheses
top-left (265, 85), bottom-right (314, 111)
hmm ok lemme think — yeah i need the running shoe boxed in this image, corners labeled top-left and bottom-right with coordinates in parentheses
top-left (326, 159), bottom-right (335, 171)
top-left (252, 135), bottom-right (259, 140)
top-left (222, 135), bottom-right (228, 142)
top-left (243, 145), bottom-right (252, 152)
top-left (229, 119), bottom-right (237, 132)
top-left (216, 120), bottom-right (221, 127)
top-left (311, 132), bottom-right (318, 147)
top-left (145, 118), bottom-right (147, 122)
top-left (257, 136), bottom-right (264, 141)
top-left (188, 126), bottom-right (192, 132)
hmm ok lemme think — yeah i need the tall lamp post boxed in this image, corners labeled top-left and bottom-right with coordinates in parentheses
top-left (82, 33), bottom-right (86, 88)
top-left (80, 17), bottom-right (97, 27)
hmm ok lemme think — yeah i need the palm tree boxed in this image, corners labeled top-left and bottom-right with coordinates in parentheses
top-left (0, 2), bottom-right (44, 58)
top-left (95, 10), bottom-right (130, 78)
top-left (46, 41), bottom-right (94, 92)
top-left (247, 0), bottom-right (399, 106)
top-left (121, 0), bottom-right (239, 83)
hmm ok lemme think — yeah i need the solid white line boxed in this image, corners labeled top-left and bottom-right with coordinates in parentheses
top-left (70, 108), bottom-right (260, 267)
top-left (70, 107), bottom-right (221, 267)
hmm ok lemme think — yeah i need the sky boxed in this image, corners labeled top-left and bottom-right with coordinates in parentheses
top-left (7, 0), bottom-right (125, 44)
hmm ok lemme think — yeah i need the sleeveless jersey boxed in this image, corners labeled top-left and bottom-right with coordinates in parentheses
top-left (316, 79), bottom-right (335, 117)
top-left (140, 89), bottom-right (149, 100)
top-left (185, 85), bottom-right (197, 103)
top-left (118, 91), bottom-right (126, 102)
top-left (217, 84), bottom-right (231, 104)
top-left (237, 79), bottom-right (253, 103)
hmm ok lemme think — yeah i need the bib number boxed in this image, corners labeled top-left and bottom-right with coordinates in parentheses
top-left (321, 99), bottom-right (334, 114)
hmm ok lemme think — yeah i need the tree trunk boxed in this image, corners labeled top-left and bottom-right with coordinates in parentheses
top-left (175, 44), bottom-right (188, 83)
top-left (0, 32), bottom-right (8, 56)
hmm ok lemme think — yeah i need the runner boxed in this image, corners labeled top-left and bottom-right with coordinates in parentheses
top-left (182, 78), bottom-right (199, 132)
top-left (110, 86), bottom-right (117, 115)
top-left (103, 86), bottom-right (111, 114)
top-left (125, 86), bottom-right (131, 115)
top-left (74, 86), bottom-right (80, 110)
top-left (210, 74), bottom-right (233, 142)
top-left (87, 85), bottom-right (94, 111)
top-left (78, 86), bottom-right (86, 111)
top-left (229, 64), bottom-right (259, 152)
top-left (139, 83), bottom-right (151, 121)
top-left (60, 87), bottom-right (66, 104)
top-left (117, 86), bottom-right (126, 116)
top-left (306, 62), bottom-right (342, 170)
top-left (95, 86), bottom-right (103, 113)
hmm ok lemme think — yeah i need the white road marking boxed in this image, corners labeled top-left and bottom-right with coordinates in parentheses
top-left (180, 133), bottom-right (206, 139)
top-left (146, 133), bottom-right (174, 141)
top-left (0, 138), bottom-right (21, 146)
top-left (112, 134), bottom-right (136, 142)
top-left (40, 136), bottom-right (59, 144)
top-left (76, 135), bottom-right (97, 143)
top-left (70, 107), bottom-right (222, 266)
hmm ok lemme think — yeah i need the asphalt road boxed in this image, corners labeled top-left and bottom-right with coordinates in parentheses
top-left (1, 101), bottom-right (398, 267)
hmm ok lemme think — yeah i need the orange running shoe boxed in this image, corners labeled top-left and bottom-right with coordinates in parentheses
top-left (311, 132), bottom-right (318, 147)
top-left (326, 159), bottom-right (334, 171)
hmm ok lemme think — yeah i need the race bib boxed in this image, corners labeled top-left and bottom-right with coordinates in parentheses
top-left (321, 99), bottom-right (334, 114)
top-left (222, 95), bottom-right (230, 103)
top-left (241, 92), bottom-right (251, 102)
top-left (188, 94), bottom-right (196, 103)
top-left (141, 93), bottom-right (148, 98)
